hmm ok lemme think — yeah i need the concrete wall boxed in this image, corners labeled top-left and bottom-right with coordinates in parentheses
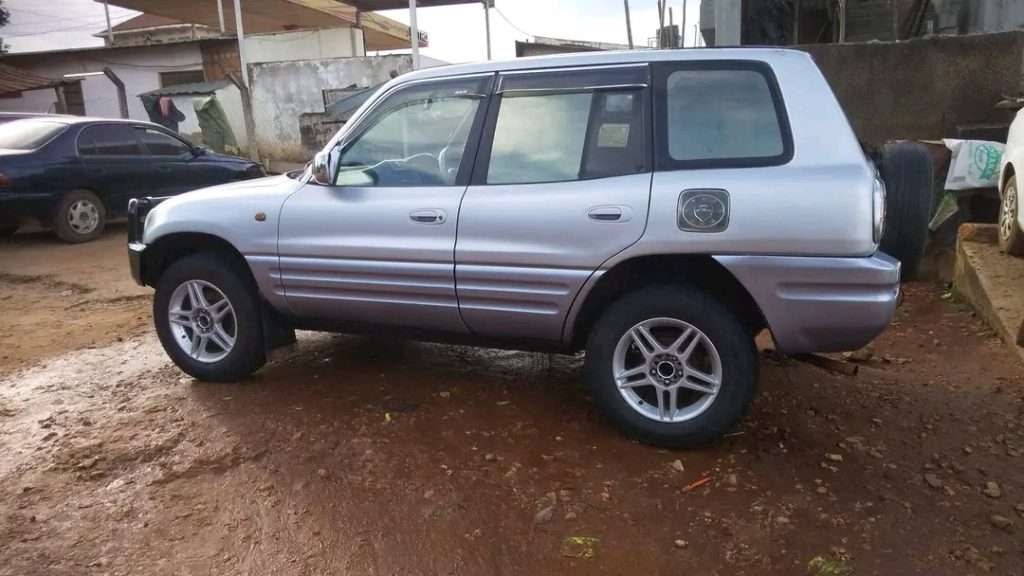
top-left (0, 43), bottom-right (204, 121)
top-left (249, 55), bottom-right (412, 162)
top-left (800, 31), bottom-right (1024, 146)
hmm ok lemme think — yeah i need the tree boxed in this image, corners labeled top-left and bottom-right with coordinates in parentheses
top-left (0, 1), bottom-right (9, 54)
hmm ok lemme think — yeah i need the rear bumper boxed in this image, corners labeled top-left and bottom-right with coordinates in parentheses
top-left (715, 252), bottom-right (901, 354)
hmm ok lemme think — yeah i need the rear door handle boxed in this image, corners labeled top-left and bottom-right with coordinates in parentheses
top-left (409, 209), bottom-right (447, 224)
top-left (587, 205), bottom-right (632, 222)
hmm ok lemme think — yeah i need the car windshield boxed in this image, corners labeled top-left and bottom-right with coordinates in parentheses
top-left (0, 119), bottom-right (67, 150)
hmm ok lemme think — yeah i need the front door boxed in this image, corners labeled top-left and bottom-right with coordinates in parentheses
top-left (278, 74), bottom-right (493, 333)
top-left (456, 65), bottom-right (653, 343)
top-left (136, 126), bottom-right (205, 196)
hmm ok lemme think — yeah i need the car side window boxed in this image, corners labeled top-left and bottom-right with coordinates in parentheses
top-left (654, 62), bottom-right (792, 169)
top-left (485, 84), bottom-right (647, 185)
top-left (78, 125), bottom-right (142, 156)
top-left (139, 128), bottom-right (191, 156)
top-left (335, 76), bottom-right (490, 188)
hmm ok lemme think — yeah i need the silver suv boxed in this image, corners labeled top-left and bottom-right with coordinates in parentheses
top-left (128, 49), bottom-right (905, 447)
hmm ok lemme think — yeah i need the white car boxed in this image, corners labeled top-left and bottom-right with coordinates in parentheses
top-left (999, 108), bottom-right (1024, 255)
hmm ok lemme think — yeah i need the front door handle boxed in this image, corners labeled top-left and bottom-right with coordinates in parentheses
top-left (409, 209), bottom-right (447, 224)
top-left (587, 205), bottom-right (632, 222)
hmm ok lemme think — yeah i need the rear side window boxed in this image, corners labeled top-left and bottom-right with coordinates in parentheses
top-left (484, 67), bottom-right (649, 185)
top-left (78, 125), bottom-right (142, 156)
top-left (0, 120), bottom-right (67, 150)
top-left (655, 61), bottom-right (792, 169)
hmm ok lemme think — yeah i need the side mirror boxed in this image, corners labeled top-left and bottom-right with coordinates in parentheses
top-left (311, 150), bottom-right (336, 185)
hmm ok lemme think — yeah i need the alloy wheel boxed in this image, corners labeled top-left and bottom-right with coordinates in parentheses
top-left (611, 317), bottom-right (722, 423)
top-left (167, 280), bottom-right (237, 363)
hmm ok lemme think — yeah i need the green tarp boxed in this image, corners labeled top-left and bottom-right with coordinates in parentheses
top-left (193, 95), bottom-right (239, 155)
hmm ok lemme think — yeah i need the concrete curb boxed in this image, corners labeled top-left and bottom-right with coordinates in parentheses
top-left (953, 223), bottom-right (1024, 364)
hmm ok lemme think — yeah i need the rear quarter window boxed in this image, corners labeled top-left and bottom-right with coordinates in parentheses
top-left (655, 61), bottom-right (792, 170)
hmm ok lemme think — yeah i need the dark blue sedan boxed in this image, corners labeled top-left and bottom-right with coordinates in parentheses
top-left (0, 116), bottom-right (264, 242)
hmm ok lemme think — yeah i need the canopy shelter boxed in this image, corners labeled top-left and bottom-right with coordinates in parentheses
top-left (99, 0), bottom-right (491, 72)
top-left (97, 0), bottom-right (421, 51)
top-left (0, 63), bottom-right (75, 114)
top-left (0, 63), bottom-right (63, 96)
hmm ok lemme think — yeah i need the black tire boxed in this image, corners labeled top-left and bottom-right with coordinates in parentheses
top-left (54, 190), bottom-right (106, 243)
top-left (878, 141), bottom-right (934, 278)
top-left (583, 285), bottom-right (758, 449)
top-left (154, 252), bottom-right (266, 382)
top-left (999, 175), bottom-right (1024, 256)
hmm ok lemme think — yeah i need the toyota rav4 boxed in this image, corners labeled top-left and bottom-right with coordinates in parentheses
top-left (128, 49), bottom-right (926, 447)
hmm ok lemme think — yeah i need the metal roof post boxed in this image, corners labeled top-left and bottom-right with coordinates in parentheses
top-left (233, 0), bottom-right (249, 86)
top-left (218, 0), bottom-right (226, 32)
top-left (483, 0), bottom-right (491, 60)
top-left (103, 0), bottom-right (114, 44)
top-left (409, 0), bottom-right (419, 69)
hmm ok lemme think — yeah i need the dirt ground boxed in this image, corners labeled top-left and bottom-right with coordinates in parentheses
top-left (1, 227), bottom-right (1023, 576)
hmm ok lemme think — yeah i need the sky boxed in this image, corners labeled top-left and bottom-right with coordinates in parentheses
top-left (0, 0), bottom-right (704, 60)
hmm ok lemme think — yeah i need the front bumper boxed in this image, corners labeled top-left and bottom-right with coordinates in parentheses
top-left (126, 197), bottom-right (168, 287)
top-left (715, 252), bottom-right (901, 354)
top-left (128, 241), bottom-right (145, 286)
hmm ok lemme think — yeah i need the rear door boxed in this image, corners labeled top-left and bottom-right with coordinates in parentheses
top-left (456, 65), bottom-right (652, 342)
top-left (76, 124), bottom-right (147, 217)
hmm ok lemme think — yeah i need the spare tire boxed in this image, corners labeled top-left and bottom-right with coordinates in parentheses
top-left (878, 141), bottom-right (934, 279)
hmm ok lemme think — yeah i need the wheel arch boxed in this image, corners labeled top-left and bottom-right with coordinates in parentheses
top-left (565, 254), bottom-right (768, 350)
top-left (140, 232), bottom-right (256, 290)
top-left (1002, 162), bottom-right (1016, 193)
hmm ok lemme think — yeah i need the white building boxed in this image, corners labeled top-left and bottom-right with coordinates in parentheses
top-left (0, 12), bottom-right (419, 166)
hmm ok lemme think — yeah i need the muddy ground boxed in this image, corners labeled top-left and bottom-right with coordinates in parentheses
top-left (1, 226), bottom-right (1023, 576)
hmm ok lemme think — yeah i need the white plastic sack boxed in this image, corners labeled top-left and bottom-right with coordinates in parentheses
top-left (943, 139), bottom-right (1004, 190)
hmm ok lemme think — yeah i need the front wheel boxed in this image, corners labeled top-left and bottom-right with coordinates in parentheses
top-left (584, 285), bottom-right (758, 448)
top-left (154, 253), bottom-right (266, 381)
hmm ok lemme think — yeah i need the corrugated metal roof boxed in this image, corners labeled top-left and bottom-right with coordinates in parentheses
top-left (0, 62), bottom-right (61, 95)
top-left (139, 80), bottom-right (232, 97)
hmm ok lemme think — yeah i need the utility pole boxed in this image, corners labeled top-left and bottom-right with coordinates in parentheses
top-left (624, 0), bottom-right (634, 49)
top-left (657, 0), bottom-right (665, 48)
top-left (681, 0), bottom-right (687, 47)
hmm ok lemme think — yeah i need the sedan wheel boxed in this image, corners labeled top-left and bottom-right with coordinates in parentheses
top-left (54, 190), bottom-right (106, 243)
top-left (67, 199), bottom-right (101, 236)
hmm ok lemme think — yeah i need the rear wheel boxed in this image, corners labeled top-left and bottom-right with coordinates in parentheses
top-left (54, 190), bottom-right (106, 243)
top-left (584, 285), bottom-right (758, 448)
top-left (154, 253), bottom-right (266, 381)
top-left (999, 175), bottom-right (1024, 256)
top-left (878, 142), bottom-right (934, 278)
